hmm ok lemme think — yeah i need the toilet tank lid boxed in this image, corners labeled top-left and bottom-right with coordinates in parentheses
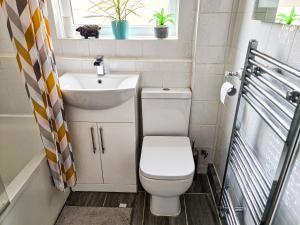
top-left (142, 88), bottom-right (192, 99)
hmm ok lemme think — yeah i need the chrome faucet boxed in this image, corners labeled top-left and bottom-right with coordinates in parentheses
top-left (94, 55), bottom-right (105, 76)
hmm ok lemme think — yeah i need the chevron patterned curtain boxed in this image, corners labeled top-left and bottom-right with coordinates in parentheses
top-left (0, 0), bottom-right (76, 190)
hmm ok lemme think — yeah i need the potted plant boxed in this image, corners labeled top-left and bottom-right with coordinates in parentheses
top-left (276, 7), bottom-right (300, 25)
top-left (88, 0), bottom-right (144, 39)
top-left (150, 8), bottom-right (174, 39)
top-left (276, 7), bottom-right (300, 44)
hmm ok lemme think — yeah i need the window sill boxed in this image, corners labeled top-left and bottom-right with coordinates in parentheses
top-left (57, 35), bottom-right (178, 41)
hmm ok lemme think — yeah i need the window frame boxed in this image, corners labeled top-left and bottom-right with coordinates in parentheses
top-left (58, 0), bottom-right (179, 39)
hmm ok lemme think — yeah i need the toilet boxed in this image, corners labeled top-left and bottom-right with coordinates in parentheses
top-left (139, 88), bottom-right (195, 216)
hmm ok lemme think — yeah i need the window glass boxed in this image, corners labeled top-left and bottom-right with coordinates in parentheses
top-left (70, 0), bottom-right (173, 26)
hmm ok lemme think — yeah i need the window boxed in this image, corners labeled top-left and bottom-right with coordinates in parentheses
top-left (59, 0), bottom-right (178, 38)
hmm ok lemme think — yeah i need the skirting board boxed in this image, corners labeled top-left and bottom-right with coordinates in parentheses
top-left (72, 183), bottom-right (137, 193)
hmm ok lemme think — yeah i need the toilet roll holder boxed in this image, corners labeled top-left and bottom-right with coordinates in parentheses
top-left (224, 71), bottom-right (240, 96)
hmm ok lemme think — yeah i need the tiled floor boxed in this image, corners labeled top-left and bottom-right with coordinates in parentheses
top-left (62, 174), bottom-right (221, 225)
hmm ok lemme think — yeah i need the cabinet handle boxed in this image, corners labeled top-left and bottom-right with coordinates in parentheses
top-left (99, 127), bottom-right (105, 154)
top-left (90, 127), bottom-right (96, 154)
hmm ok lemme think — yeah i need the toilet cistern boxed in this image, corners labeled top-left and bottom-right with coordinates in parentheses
top-left (94, 55), bottom-right (105, 76)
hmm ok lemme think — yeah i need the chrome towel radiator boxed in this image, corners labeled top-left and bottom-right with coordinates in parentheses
top-left (219, 40), bottom-right (300, 225)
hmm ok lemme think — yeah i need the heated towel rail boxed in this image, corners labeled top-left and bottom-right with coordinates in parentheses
top-left (219, 40), bottom-right (300, 225)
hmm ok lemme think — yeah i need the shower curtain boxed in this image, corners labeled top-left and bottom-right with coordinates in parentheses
top-left (0, 0), bottom-right (76, 190)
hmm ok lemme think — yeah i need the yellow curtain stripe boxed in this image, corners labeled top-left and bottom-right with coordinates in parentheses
top-left (25, 25), bottom-right (35, 50)
top-left (32, 9), bottom-right (41, 34)
top-left (14, 39), bottom-right (32, 66)
top-left (45, 148), bottom-right (58, 163)
top-left (32, 99), bottom-right (48, 120)
top-left (57, 125), bottom-right (66, 142)
top-left (16, 54), bottom-right (22, 71)
top-left (46, 72), bottom-right (55, 92)
top-left (66, 166), bottom-right (75, 180)
top-left (44, 17), bottom-right (51, 35)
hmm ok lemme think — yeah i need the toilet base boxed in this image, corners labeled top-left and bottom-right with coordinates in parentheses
top-left (150, 195), bottom-right (181, 216)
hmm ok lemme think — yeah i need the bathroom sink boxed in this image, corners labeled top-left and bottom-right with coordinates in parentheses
top-left (59, 73), bottom-right (139, 109)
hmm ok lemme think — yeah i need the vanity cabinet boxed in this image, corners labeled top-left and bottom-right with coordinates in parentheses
top-left (68, 122), bottom-right (104, 185)
top-left (99, 123), bottom-right (136, 185)
top-left (61, 73), bottom-right (139, 193)
top-left (68, 120), bottom-right (137, 192)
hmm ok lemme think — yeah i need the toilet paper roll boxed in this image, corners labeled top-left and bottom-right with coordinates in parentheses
top-left (220, 82), bottom-right (234, 104)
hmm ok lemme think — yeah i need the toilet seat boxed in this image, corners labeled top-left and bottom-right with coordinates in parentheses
top-left (140, 136), bottom-right (195, 180)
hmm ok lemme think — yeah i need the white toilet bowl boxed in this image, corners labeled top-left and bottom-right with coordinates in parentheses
top-left (139, 136), bottom-right (195, 216)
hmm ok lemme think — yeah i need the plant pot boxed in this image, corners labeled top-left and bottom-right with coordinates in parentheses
top-left (154, 26), bottom-right (169, 39)
top-left (111, 20), bottom-right (128, 40)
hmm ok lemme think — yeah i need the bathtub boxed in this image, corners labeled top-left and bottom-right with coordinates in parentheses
top-left (0, 115), bottom-right (69, 225)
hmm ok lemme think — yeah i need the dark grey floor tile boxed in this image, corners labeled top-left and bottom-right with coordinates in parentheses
top-left (131, 192), bottom-right (146, 225)
top-left (184, 194), bottom-right (220, 225)
top-left (187, 174), bottom-right (211, 193)
top-left (138, 180), bottom-right (145, 192)
top-left (143, 194), bottom-right (187, 225)
top-left (65, 191), bottom-right (107, 207)
top-left (207, 164), bottom-right (222, 203)
top-left (104, 192), bottom-right (136, 208)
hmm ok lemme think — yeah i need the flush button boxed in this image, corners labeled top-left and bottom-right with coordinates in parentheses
top-left (163, 88), bottom-right (170, 91)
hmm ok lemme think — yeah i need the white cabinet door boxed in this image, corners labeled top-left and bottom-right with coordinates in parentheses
top-left (97, 123), bottom-right (136, 185)
top-left (68, 122), bottom-right (103, 184)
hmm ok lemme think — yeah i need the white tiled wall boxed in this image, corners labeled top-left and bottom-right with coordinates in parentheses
top-left (5, 0), bottom-right (295, 176)
top-left (214, 0), bottom-right (300, 181)
top-left (0, 12), bottom-right (32, 115)
top-left (213, 1), bottom-right (300, 221)
top-left (51, 0), bottom-right (237, 173)
top-left (190, 0), bottom-right (237, 173)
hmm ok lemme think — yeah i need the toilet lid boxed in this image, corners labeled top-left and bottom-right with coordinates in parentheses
top-left (139, 136), bottom-right (195, 180)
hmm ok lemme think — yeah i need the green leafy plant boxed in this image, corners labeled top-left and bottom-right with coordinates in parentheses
top-left (150, 8), bottom-right (174, 26)
top-left (276, 7), bottom-right (300, 25)
top-left (86, 0), bottom-right (144, 21)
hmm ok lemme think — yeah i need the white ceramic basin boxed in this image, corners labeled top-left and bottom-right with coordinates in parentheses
top-left (59, 73), bottom-right (139, 110)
